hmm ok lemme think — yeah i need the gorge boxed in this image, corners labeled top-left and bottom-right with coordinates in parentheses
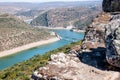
top-left (1, 0), bottom-right (120, 80)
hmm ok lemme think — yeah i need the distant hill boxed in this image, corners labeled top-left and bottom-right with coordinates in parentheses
top-left (0, 14), bottom-right (53, 52)
top-left (15, 10), bottom-right (45, 19)
top-left (0, 1), bottom-right (102, 14)
top-left (30, 6), bottom-right (101, 29)
top-left (16, 10), bottom-right (43, 17)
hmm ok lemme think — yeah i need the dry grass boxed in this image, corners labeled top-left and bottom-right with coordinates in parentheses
top-left (0, 14), bottom-right (53, 52)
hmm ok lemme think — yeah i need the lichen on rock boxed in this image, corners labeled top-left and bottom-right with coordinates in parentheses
top-left (105, 15), bottom-right (120, 68)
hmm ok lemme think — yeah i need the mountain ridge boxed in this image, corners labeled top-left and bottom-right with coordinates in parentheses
top-left (30, 6), bottom-right (101, 30)
top-left (0, 1), bottom-right (102, 14)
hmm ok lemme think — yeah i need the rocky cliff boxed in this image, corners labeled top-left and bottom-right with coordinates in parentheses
top-left (102, 0), bottom-right (120, 68)
top-left (105, 14), bottom-right (120, 68)
top-left (78, 0), bottom-right (120, 69)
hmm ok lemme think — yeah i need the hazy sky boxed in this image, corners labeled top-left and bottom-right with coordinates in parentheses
top-left (0, 0), bottom-right (101, 2)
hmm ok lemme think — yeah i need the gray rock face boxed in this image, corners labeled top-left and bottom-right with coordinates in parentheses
top-left (31, 53), bottom-right (120, 80)
top-left (102, 0), bottom-right (120, 12)
top-left (105, 14), bottom-right (120, 68)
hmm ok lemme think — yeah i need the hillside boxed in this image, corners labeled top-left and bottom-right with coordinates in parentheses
top-left (0, 14), bottom-right (54, 52)
top-left (30, 6), bottom-right (101, 30)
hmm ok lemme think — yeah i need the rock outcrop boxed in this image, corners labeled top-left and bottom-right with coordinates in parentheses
top-left (81, 12), bottom-right (110, 51)
top-left (82, 0), bottom-right (120, 68)
top-left (102, 0), bottom-right (120, 12)
top-left (31, 52), bottom-right (120, 80)
top-left (82, 12), bottom-right (120, 68)
top-left (105, 14), bottom-right (120, 68)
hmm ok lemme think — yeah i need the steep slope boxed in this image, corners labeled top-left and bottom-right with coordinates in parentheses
top-left (102, 0), bottom-right (120, 68)
top-left (105, 14), bottom-right (120, 68)
top-left (30, 6), bottom-right (101, 29)
top-left (0, 14), bottom-right (54, 52)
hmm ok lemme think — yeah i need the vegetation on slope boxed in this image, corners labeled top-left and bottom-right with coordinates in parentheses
top-left (0, 41), bottom-right (82, 80)
top-left (16, 10), bottom-right (44, 19)
top-left (0, 13), bottom-right (53, 52)
top-left (30, 6), bottom-right (101, 29)
top-left (30, 12), bottom-right (48, 26)
top-left (73, 16), bottom-right (94, 30)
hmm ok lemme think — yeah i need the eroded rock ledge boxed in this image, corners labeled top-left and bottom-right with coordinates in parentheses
top-left (105, 14), bottom-right (120, 68)
top-left (31, 52), bottom-right (120, 80)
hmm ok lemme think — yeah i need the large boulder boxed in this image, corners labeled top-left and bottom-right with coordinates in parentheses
top-left (102, 0), bottom-right (120, 12)
top-left (105, 14), bottom-right (120, 68)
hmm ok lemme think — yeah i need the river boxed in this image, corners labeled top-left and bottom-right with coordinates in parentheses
top-left (0, 29), bottom-right (84, 70)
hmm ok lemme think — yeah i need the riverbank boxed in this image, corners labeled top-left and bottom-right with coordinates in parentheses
top-left (35, 26), bottom-right (73, 30)
top-left (35, 26), bottom-right (85, 33)
top-left (0, 37), bottom-right (60, 58)
top-left (72, 29), bottom-right (85, 33)
top-left (0, 29), bottom-right (84, 70)
top-left (0, 41), bottom-right (82, 79)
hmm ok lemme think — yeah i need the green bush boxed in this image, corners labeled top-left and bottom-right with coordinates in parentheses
top-left (0, 41), bottom-right (82, 80)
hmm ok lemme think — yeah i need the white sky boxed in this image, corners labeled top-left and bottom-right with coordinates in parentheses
top-left (0, 0), bottom-right (101, 3)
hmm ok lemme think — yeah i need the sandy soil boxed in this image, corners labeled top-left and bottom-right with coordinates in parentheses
top-left (0, 37), bottom-right (60, 58)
